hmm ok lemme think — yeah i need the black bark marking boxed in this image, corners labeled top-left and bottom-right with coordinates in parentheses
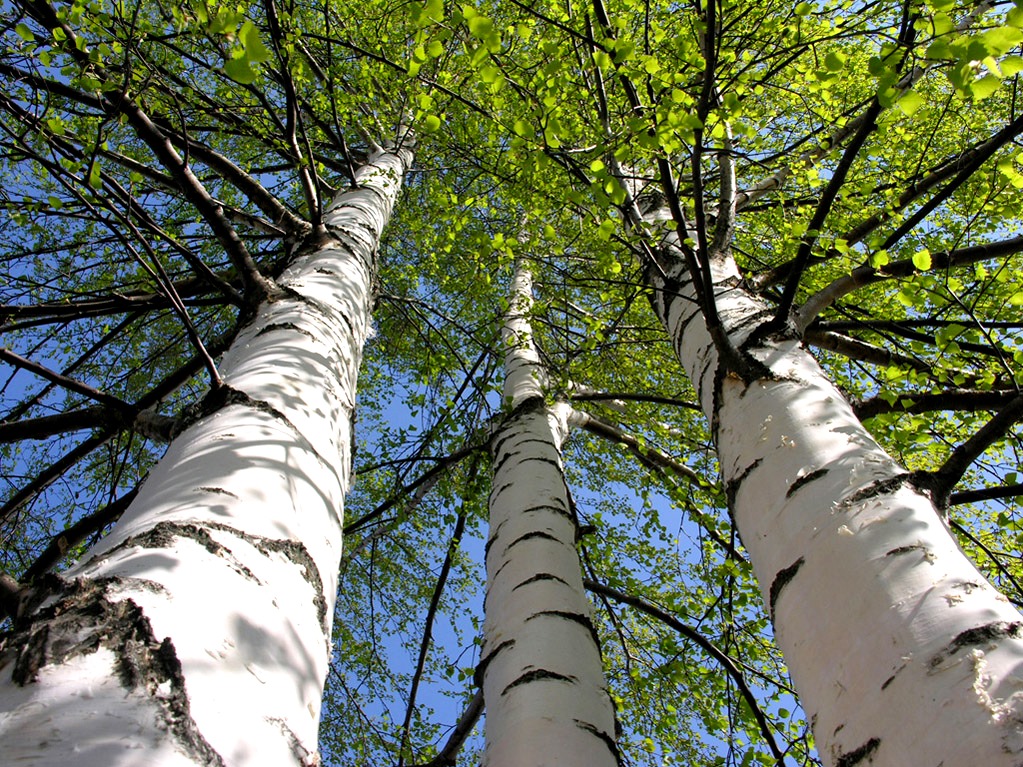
top-left (197, 486), bottom-right (239, 499)
top-left (505, 530), bottom-right (561, 553)
top-left (885, 544), bottom-right (926, 557)
top-left (512, 573), bottom-right (570, 590)
top-left (740, 314), bottom-right (800, 352)
top-left (725, 458), bottom-right (764, 511)
top-left (840, 474), bottom-right (910, 507)
top-left (490, 448), bottom-right (523, 477)
top-left (526, 609), bottom-right (602, 652)
top-left (930, 621), bottom-right (1023, 668)
top-left (520, 503), bottom-right (574, 523)
top-left (79, 522), bottom-right (260, 586)
top-left (501, 668), bottom-right (577, 696)
top-left (489, 426), bottom-right (522, 461)
top-left (484, 519), bottom-right (507, 564)
top-left (880, 662), bottom-right (906, 690)
top-left (3, 578), bottom-right (225, 765)
top-left (835, 737), bottom-right (880, 767)
top-left (733, 308), bottom-right (777, 337)
top-left (487, 481), bottom-right (516, 505)
top-left (769, 557), bottom-right (805, 622)
top-left (172, 386), bottom-right (340, 476)
top-left (278, 285), bottom-right (359, 347)
top-left (250, 536), bottom-right (328, 632)
top-left (255, 322), bottom-right (317, 341)
top-left (787, 468), bottom-right (829, 498)
top-left (474, 638), bottom-right (515, 687)
top-left (575, 719), bottom-right (622, 764)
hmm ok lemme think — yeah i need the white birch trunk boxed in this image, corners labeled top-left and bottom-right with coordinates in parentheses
top-left (0, 143), bottom-right (413, 766)
top-left (647, 253), bottom-right (1023, 766)
top-left (480, 264), bottom-right (618, 767)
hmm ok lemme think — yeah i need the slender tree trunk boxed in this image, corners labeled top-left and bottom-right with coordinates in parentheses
top-left (646, 252), bottom-right (1023, 766)
top-left (0, 143), bottom-right (412, 767)
top-left (480, 263), bottom-right (618, 767)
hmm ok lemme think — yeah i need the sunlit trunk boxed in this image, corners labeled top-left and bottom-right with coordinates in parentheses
top-left (0, 143), bottom-right (412, 767)
top-left (480, 263), bottom-right (619, 767)
top-left (647, 252), bottom-right (1023, 766)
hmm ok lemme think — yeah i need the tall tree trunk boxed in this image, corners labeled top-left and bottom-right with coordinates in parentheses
top-left (646, 251), bottom-right (1023, 766)
top-left (0, 142), bottom-right (413, 767)
top-left (480, 263), bottom-right (618, 767)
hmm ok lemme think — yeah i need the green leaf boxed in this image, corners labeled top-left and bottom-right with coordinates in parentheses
top-left (1002, 55), bottom-right (1023, 76)
top-left (422, 0), bottom-right (444, 23)
top-left (239, 21), bottom-right (272, 64)
top-left (912, 249), bottom-right (932, 271)
top-left (423, 114), bottom-right (442, 132)
top-left (971, 74), bottom-right (1001, 100)
top-left (15, 23), bottom-right (34, 42)
top-left (794, 2), bottom-right (812, 16)
top-left (898, 90), bottom-right (924, 116)
top-left (224, 58), bottom-right (257, 84)
top-left (467, 14), bottom-right (493, 39)
top-left (824, 51), bottom-right (846, 71)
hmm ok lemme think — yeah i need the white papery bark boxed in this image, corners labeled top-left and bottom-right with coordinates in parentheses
top-left (501, 260), bottom-right (547, 407)
top-left (647, 253), bottom-right (1023, 766)
top-left (481, 263), bottom-right (618, 767)
top-left (0, 143), bottom-right (412, 766)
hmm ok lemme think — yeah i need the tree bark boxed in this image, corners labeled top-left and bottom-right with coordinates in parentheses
top-left (480, 264), bottom-right (619, 767)
top-left (646, 252), bottom-right (1023, 766)
top-left (0, 142), bottom-right (412, 766)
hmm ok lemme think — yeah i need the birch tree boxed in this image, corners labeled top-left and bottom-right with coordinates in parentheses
top-left (481, 261), bottom-right (618, 766)
top-left (0, 0), bottom-right (415, 763)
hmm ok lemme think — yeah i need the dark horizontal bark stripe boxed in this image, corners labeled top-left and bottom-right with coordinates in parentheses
top-left (725, 458), bottom-right (763, 511)
top-left (787, 468), bottom-right (829, 498)
top-left (255, 322), bottom-right (317, 340)
top-left (835, 736), bottom-right (880, 767)
top-left (519, 503), bottom-right (573, 523)
top-left (504, 530), bottom-right (561, 554)
top-left (483, 519), bottom-right (506, 562)
top-left (885, 544), bottom-right (927, 557)
top-left (929, 621), bottom-right (1023, 668)
top-left (880, 661), bottom-right (906, 690)
top-left (840, 474), bottom-right (910, 507)
top-left (512, 573), bottom-right (570, 591)
top-left (501, 668), bottom-right (577, 696)
top-left (526, 609), bottom-right (601, 651)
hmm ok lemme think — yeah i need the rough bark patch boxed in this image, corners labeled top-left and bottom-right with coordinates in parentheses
top-left (2, 577), bottom-right (224, 766)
